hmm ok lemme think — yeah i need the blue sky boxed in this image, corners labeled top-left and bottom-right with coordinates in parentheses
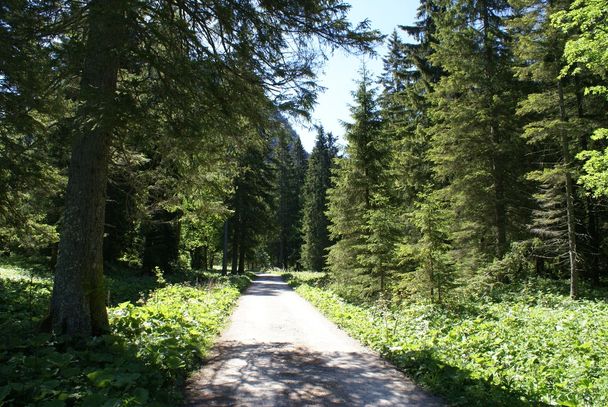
top-left (293, 0), bottom-right (419, 152)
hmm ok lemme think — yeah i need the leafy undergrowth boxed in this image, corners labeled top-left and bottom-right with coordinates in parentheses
top-left (0, 258), bottom-right (253, 406)
top-left (284, 272), bottom-right (608, 406)
top-left (281, 271), bottom-right (329, 288)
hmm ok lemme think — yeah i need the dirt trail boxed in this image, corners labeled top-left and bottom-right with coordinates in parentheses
top-left (185, 274), bottom-right (443, 406)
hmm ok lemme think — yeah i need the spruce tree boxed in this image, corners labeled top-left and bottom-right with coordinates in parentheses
top-left (301, 127), bottom-right (338, 272)
top-left (37, 0), bottom-right (379, 337)
top-left (327, 68), bottom-right (390, 298)
top-left (229, 141), bottom-right (276, 274)
top-left (429, 0), bottom-right (524, 264)
top-left (272, 119), bottom-right (308, 269)
top-left (402, 191), bottom-right (456, 304)
top-left (511, 0), bottom-right (608, 296)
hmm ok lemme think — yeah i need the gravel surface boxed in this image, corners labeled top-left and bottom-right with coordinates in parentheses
top-left (185, 274), bottom-right (443, 406)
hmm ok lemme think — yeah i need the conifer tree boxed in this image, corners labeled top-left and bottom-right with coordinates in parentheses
top-left (429, 0), bottom-right (524, 264)
top-left (272, 120), bottom-right (308, 269)
top-left (0, 2), bottom-right (67, 252)
top-left (511, 0), bottom-right (608, 296)
top-left (400, 191), bottom-right (455, 304)
top-left (301, 127), bottom-right (338, 272)
top-left (37, 0), bottom-right (379, 337)
top-left (327, 68), bottom-right (390, 298)
top-left (229, 142), bottom-right (276, 274)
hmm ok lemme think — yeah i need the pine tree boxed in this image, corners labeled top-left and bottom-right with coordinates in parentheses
top-left (301, 127), bottom-right (338, 271)
top-left (429, 0), bottom-right (525, 264)
top-left (38, 0), bottom-right (379, 337)
top-left (272, 119), bottom-right (308, 269)
top-left (327, 67), bottom-right (390, 298)
top-left (400, 191), bottom-right (455, 304)
top-left (511, 0), bottom-right (608, 296)
top-left (229, 141), bottom-right (276, 274)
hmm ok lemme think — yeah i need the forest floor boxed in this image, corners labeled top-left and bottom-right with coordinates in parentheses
top-left (185, 273), bottom-right (442, 406)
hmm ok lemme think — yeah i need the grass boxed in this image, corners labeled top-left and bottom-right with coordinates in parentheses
top-left (0, 256), bottom-right (253, 406)
top-left (283, 271), bottom-right (608, 407)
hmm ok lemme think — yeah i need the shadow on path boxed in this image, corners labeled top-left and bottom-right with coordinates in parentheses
top-left (186, 342), bottom-right (440, 406)
top-left (185, 274), bottom-right (443, 406)
top-left (241, 274), bottom-right (292, 297)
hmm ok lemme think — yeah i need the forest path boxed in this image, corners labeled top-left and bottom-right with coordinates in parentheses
top-left (185, 274), bottom-right (442, 406)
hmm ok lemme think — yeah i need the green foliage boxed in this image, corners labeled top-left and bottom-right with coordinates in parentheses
top-left (552, 0), bottom-right (608, 201)
top-left (429, 0), bottom-right (525, 260)
top-left (327, 67), bottom-right (393, 298)
top-left (269, 119), bottom-right (308, 269)
top-left (553, 0), bottom-right (608, 90)
top-left (0, 2), bottom-right (67, 252)
top-left (291, 277), bottom-right (608, 406)
top-left (280, 271), bottom-right (329, 288)
top-left (0, 259), bottom-right (250, 406)
top-left (578, 129), bottom-right (608, 197)
top-left (301, 127), bottom-right (338, 272)
top-left (397, 192), bottom-right (456, 304)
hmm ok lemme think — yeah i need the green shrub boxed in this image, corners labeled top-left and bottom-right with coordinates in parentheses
top-left (292, 281), bottom-right (608, 406)
top-left (0, 260), bottom-right (250, 406)
top-left (280, 271), bottom-right (328, 288)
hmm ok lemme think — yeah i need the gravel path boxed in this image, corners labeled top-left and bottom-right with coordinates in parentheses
top-left (185, 274), bottom-right (443, 406)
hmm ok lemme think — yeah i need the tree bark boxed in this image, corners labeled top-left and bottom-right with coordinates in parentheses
top-left (480, 1), bottom-right (507, 258)
top-left (231, 221), bottom-right (239, 274)
top-left (49, 0), bottom-right (127, 337)
top-left (238, 243), bottom-right (246, 274)
top-left (222, 220), bottom-right (228, 275)
top-left (191, 246), bottom-right (203, 269)
top-left (558, 80), bottom-right (579, 299)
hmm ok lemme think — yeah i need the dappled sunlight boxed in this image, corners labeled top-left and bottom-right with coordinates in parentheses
top-left (187, 342), bottom-right (441, 406)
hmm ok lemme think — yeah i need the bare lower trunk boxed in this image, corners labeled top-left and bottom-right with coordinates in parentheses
top-left (558, 80), bottom-right (578, 299)
top-left (492, 125), bottom-right (507, 259)
top-left (238, 245), bottom-right (245, 274)
top-left (222, 220), bottom-right (228, 275)
top-left (231, 222), bottom-right (239, 274)
top-left (49, 0), bottom-right (126, 337)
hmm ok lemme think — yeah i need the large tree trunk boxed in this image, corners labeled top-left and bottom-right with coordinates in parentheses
top-left (49, 0), bottom-right (126, 337)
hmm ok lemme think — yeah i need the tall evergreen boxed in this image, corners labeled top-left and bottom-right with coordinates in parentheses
top-left (32, 0), bottom-right (379, 337)
top-left (0, 2), bottom-right (67, 252)
top-left (301, 127), bottom-right (338, 272)
top-left (228, 142), bottom-right (276, 274)
top-left (429, 0), bottom-right (525, 264)
top-left (511, 0), bottom-right (608, 296)
top-left (327, 68), bottom-right (391, 298)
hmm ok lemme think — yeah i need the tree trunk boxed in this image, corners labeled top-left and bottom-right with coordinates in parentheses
top-left (49, 0), bottom-right (126, 337)
top-left (202, 246), bottom-right (208, 271)
top-left (575, 79), bottom-right (601, 286)
top-left (222, 220), bottom-right (228, 275)
top-left (238, 244), bottom-right (245, 274)
top-left (191, 246), bottom-right (203, 269)
top-left (231, 222), bottom-right (239, 274)
top-left (558, 80), bottom-right (579, 299)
